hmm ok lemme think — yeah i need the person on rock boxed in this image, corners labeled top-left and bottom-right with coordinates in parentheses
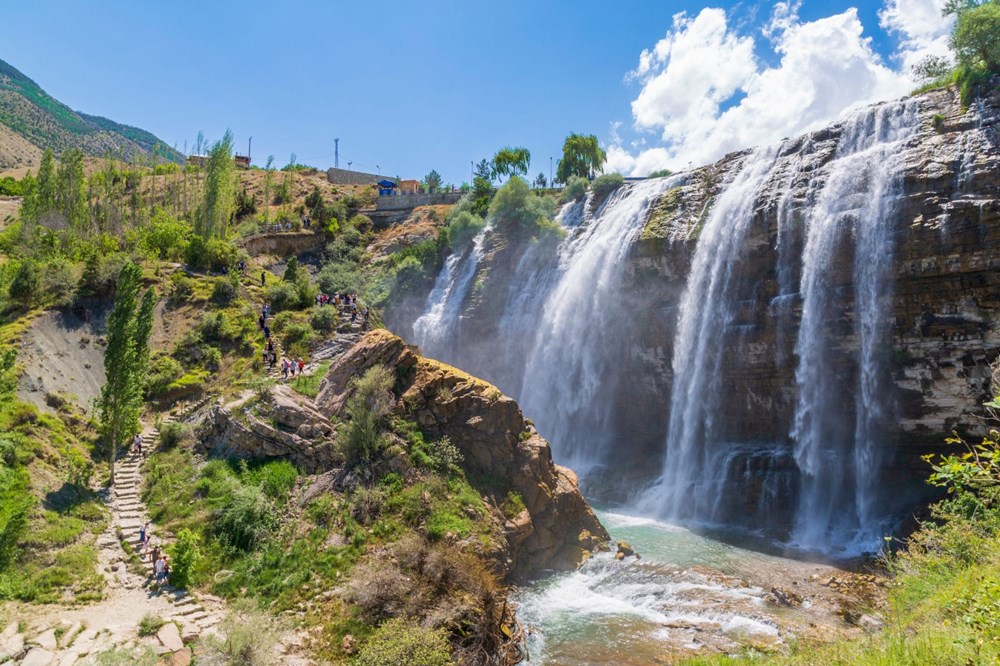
top-left (269, 352), bottom-right (277, 371)
top-left (281, 358), bottom-right (289, 379)
top-left (263, 324), bottom-right (271, 340)
top-left (154, 555), bottom-right (167, 582)
top-left (297, 358), bottom-right (305, 374)
top-left (139, 522), bottom-right (149, 552)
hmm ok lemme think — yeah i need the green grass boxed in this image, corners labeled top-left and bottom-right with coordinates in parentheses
top-left (289, 362), bottom-right (330, 398)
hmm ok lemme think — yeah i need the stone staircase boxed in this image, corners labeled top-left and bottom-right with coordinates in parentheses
top-left (110, 410), bottom-right (224, 638)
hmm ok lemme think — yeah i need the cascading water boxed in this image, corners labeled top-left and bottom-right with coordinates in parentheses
top-left (790, 100), bottom-right (920, 551)
top-left (411, 225), bottom-right (490, 352)
top-left (516, 177), bottom-right (682, 471)
top-left (643, 148), bottom-right (781, 523)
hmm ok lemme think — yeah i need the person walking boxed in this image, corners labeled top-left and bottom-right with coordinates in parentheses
top-left (297, 357), bottom-right (305, 374)
top-left (261, 270), bottom-right (267, 287)
top-left (263, 324), bottom-right (271, 340)
top-left (133, 432), bottom-right (143, 457)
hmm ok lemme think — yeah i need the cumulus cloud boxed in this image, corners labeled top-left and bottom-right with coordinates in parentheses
top-left (879, 0), bottom-right (953, 72)
top-left (608, 0), bottom-right (951, 176)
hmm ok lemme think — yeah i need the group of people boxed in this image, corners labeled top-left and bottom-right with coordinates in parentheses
top-left (138, 521), bottom-right (171, 583)
top-left (316, 291), bottom-right (370, 326)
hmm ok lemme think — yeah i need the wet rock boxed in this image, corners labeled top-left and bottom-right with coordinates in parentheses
top-left (617, 541), bottom-right (637, 558)
top-left (765, 586), bottom-right (803, 608)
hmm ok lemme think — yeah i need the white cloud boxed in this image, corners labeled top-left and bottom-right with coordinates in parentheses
top-left (879, 0), bottom-right (953, 72)
top-left (608, 0), bottom-right (949, 177)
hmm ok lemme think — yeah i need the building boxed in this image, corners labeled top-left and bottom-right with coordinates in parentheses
top-left (399, 179), bottom-right (420, 194)
top-left (185, 154), bottom-right (251, 169)
top-left (234, 154), bottom-right (251, 169)
top-left (377, 180), bottom-right (398, 196)
top-left (327, 167), bottom-right (386, 186)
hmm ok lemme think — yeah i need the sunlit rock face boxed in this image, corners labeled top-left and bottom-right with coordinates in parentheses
top-left (388, 86), bottom-right (1000, 553)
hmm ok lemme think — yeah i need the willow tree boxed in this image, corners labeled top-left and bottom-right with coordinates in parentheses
top-left (198, 130), bottom-right (236, 238)
top-left (99, 263), bottom-right (155, 484)
top-left (492, 146), bottom-right (531, 179)
top-left (556, 133), bottom-right (606, 183)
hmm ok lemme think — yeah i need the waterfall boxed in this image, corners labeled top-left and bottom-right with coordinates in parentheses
top-left (516, 178), bottom-right (682, 470)
top-left (411, 226), bottom-right (490, 353)
top-left (790, 100), bottom-right (919, 551)
top-left (645, 148), bottom-right (780, 522)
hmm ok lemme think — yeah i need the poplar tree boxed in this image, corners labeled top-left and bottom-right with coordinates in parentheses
top-left (99, 263), bottom-right (156, 484)
top-left (198, 130), bottom-right (236, 238)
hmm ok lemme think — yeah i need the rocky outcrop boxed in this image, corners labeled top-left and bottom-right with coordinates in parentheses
top-left (204, 385), bottom-right (338, 473)
top-left (237, 230), bottom-right (326, 258)
top-left (316, 329), bottom-right (610, 579)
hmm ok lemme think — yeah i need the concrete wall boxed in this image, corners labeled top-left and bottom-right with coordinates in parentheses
top-left (375, 191), bottom-right (463, 211)
top-left (326, 167), bottom-right (383, 185)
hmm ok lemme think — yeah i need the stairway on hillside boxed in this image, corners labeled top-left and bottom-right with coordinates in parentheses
top-left (108, 404), bottom-right (224, 638)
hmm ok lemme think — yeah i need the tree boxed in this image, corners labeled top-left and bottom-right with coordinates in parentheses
top-left (262, 155), bottom-right (275, 222)
top-left (492, 147), bottom-right (531, 180)
top-left (556, 133), bottom-right (606, 183)
top-left (98, 263), bottom-right (156, 484)
top-left (8, 260), bottom-right (40, 307)
top-left (912, 54), bottom-right (954, 83)
top-left (950, 0), bottom-right (1000, 73)
top-left (422, 170), bottom-right (443, 193)
top-left (56, 149), bottom-right (88, 233)
top-left (648, 168), bottom-right (674, 179)
top-left (198, 130), bottom-right (236, 238)
top-left (534, 172), bottom-right (548, 189)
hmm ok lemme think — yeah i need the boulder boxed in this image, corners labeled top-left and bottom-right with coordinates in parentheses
top-left (157, 623), bottom-right (184, 652)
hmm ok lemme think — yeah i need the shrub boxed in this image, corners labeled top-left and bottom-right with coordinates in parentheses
top-left (354, 618), bottom-right (452, 666)
top-left (562, 175), bottom-right (588, 202)
top-left (488, 176), bottom-right (556, 240)
top-left (198, 603), bottom-right (282, 666)
top-left (340, 365), bottom-right (395, 480)
top-left (141, 210), bottom-right (190, 260)
top-left (211, 277), bottom-right (238, 305)
top-left (281, 322), bottom-right (316, 351)
top-left (309, 305), bottom-right (338, 332)
top-left (159, 422), bottom-right (193, 450)
top-left (168, 273), bottom-right (194, 304)
top-left (213, 484), bottom-right (279, 553)
top-left (343, 560), bottom-right (413, 622)
top-left (392, 255), bottom-right (425, 295)
top-left (590, 172), bottom-right (625, 207)
top-left (316, 262), bottom-right (361, 295)
top-left (446, 210), bottom-right (485, 249)
top-left (168, 528), bottom-right (200, 589)
top-left (8, 260), bottom-right (39, 306)
top-left (138, 614), bottom-right (165, 637)
top-left (265, 281), bottom-right (301, 312)
top-left (43, 260), bottom-right (76, 307)
top-left (185, 236), bottom-right (235, 272)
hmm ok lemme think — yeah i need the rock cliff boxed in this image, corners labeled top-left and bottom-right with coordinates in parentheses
top-left (315, 329), bottom-right (609, 578)
top-left (386, 86), bottom-right (1000, 537)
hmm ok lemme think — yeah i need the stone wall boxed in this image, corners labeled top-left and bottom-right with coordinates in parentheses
top-left (375, 192), bottom-right (463, 211)
top-left (326, 167), bottom-right (382, 185)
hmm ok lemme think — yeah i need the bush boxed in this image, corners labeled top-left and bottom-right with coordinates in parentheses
top-left (8, 260), bottom-right (39, 306)
top-left (563, 175), bottom-right (588, 202)
top-left (141, 210), bottom-right (190, 260)
top-left (309, 305), bottom-right (338, 332)
top-left (590, 172), bottom-right (625, 207)
top-left (168, 528), bottom-right (200, 589)
top-left (488, 176), bottom-right (556, 240)
top-left (354, 618), bottom-right (452, 666)
top-left (392, 255), bottom-right (425, 295)
top-left (446, 210), bottom-right (485, 249)
top-left (40, 260), bottom-right (75, 307)
top-left (185, 236), bottom-right (235, 272)
top-left (138, 614), bottom-right (166, 637)
top-left (211, 277), bottom-right (238, 305)
top-left (265, 281), bottom-right (301, 312)
top-left (198, 603), bottom-right (282, 666)
top-left (340, 365), bottom-right (395, 480)
top-left (214, 484), bottom-right (279, 553)
top-left (159, 422), bottom-right (193, 450)
top-left (316, 262), bottom-right (361, 295)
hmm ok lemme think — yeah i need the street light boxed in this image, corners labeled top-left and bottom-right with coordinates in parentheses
top-left (470, 160), bottom-right (474, 183)
top-left (549, 157), bottom-right (553, 187)
top-left (376, 164), bottom-right (381, 176)
top-left (248, 137), bottom-right (252, 164)
top-left (348, 161), bottom-right (353, 171)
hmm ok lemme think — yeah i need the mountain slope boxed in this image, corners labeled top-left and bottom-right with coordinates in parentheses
top-left (0, 57), bottom-right (182, 168)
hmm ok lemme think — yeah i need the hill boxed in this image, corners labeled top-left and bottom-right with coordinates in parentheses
top-left (0, 58), bottom-right (182, 169)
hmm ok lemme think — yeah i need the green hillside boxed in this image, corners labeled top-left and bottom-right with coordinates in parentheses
top-left (0, 58), bottom-right (182, 164)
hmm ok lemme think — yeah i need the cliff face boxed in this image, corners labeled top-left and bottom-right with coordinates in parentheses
top-left (387, 86), bottom-right (1000, 533)
top-left (316, 330), bottom-right (610, 579)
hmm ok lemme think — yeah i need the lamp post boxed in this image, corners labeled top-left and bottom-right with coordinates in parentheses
top-left (470, 160), bottom-right (474, 184)
top-left (377, 164), bottom-right (381, 177)
top-left (549, 156), bottom-right (553, 187)
top-left (348, 161), bottom-right (352, 171)
top-left (248, 136), bottom-right (252, 164)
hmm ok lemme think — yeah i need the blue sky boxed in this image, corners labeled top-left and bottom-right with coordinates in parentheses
top-left (2, 0), bottom-right (950, 181)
